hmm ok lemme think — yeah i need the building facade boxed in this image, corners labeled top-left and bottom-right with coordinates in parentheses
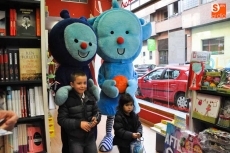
top-left (121, 0), bottom-right (230, 68)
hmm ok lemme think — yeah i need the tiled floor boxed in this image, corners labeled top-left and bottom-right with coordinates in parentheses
top-left (50, 109), bottom-right (157, 153)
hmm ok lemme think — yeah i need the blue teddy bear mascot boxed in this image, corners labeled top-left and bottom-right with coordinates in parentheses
top-left (88, 0), bottom-right (152, 152)
top-left (48, 10), bottom-right (99, 153)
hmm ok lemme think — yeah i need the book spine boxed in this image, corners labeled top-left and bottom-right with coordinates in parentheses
top-left (26, 88), bottom-right (31, 117)
top-left (3, 48), bottom-right (9, 81)
top-left (13, 9), bottom-right (16, 36)
top-left (0, 49), bottom-right (4, 81)
top-left (0, 10), bottom-right (6, 36)
top-left (13, 49), bottom-right (19, 81)
top-left (10, 9), bottom-right (13, 36)
top-left (23, 87), bottom-right (27, 117)
top-left (36, 8), bottom-right (40, 36)
top-left (20, 87), bottom-right (24, 118)
top-left (8, 49), bottom-right (14, 81)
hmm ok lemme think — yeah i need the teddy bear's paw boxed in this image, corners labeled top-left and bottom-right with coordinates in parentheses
top-left (102, 80), bottom-right (119, 98)
top-left (55, 85), bottom-right (72, 106)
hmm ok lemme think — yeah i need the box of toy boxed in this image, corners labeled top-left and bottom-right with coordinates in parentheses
top-left (198, 128), bottom-right (230, 153)
top-left (192, 93), bottom-right (221, 124)
top-left (164, 122), bottom-right (203, 153)
top-left (201, 69), bottom-right (221, 91)
top-left (217, 70), bottom-right (230, 94)
top-left (217, 99), bottom-right (230, 128)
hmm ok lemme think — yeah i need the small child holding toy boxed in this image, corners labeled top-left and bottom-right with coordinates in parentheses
top-left (113, 93), bottom-right (143, 153)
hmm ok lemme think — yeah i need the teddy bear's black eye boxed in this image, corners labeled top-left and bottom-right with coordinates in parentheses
top-left (74, 39), bottom-right (78, 43)
top-left (89, 42), bottom-right (92, 46)
top-left (126, 31), bottom-right (129, 34)
top-left (110, 31), bottom-right (114, 34)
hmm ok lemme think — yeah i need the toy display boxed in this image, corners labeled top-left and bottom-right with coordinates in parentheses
top-left (188, 62), bottom-right (205, 90)
top-left (48, 10), bottom-right (99, 153)
top-left (201, 69), bottom-right (221, 91)
top-left (217, 99), bottom-right (230, 127)
top-left (192, 93), bottom-right (221, 124)
top-left (217, 70), bottom-right (230, 94)
top-left (198, 128), bottom-right (230, 153)
top-left (88, 0), bottom-right (152, 151)
top-left (48, 10), bottom-right (99, 105)
top-left (164, 122), bottom-right (203, 153)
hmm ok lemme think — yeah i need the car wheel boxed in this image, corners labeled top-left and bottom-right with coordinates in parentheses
top-left (175, 93), bottom-right (188, 109)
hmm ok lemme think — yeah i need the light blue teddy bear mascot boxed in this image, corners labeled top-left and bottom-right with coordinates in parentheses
top-left (88, 0), bottom-right (152, 151)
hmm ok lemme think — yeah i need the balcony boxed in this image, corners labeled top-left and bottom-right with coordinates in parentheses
top-left (155, 15), bottom-right (182, 33)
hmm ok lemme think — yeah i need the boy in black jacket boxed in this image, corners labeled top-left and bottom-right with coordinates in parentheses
top-left (113, 93), bottom-right (143, 153)
top-left (58, 71), bottom-right (101, 153)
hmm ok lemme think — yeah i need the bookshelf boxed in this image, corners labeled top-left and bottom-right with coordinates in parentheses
top-left (189, 90), bottom-right (230, 133)
top-left (0, 0), bottom-right (50, 152)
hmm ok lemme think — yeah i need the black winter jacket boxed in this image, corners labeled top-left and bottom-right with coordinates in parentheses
top-left (57, 89), bottom-right (101, 139)
top-left (113, 110), bottom-right (143, 147)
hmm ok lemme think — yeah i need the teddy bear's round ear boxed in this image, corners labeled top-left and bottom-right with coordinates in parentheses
top-left (60, 10), bottom-right (70, 19)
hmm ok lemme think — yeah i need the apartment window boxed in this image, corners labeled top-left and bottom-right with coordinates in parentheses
top-left (183, 0), bottom-right (199, 10)
top-left (168, 1), bottom-right (179, 18)
top-left (202, 37), bottom-right (224, 55)
top-left (143, 52), bottom-right (146, 56)
top-left (61, 0), bottom-right (87, 3)
top-left (201, 0), bottom-right (215, 4)
top-left (150, 13), bottom-right (155, 22)
top-left (149, 51), bottom-right (152, 60)
top-left (163, 11), bottom-right (168, 20)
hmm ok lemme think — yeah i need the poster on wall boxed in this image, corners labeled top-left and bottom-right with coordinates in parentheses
top-left (164, 123), bottom-right (203, 153)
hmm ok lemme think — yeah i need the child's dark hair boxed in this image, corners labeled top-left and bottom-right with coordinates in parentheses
top-left (70, 70), bottom-right (86, 82)
top-left (117, 93), bottom-right (134, 111)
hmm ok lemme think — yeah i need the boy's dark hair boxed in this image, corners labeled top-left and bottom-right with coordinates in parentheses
top-left (70, 70), bottom-right (86, 82)
top-left (117, 93), bottom-right (135, 111)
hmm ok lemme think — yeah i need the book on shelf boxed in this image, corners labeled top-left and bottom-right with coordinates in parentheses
top-left (16, 8), bottom-right (36, 36)
top-left (10, 9), bottom-right (16, 36)
top-left (7, 49), bottom-right (14, 81)
top-left (3, 48), bottom-right (9, 81)
top-left (192, 93), bottom-right (221, 124)
top-left (35, 8), bottom-right (40, 36)
top-left (0, 136), bottom-right (4, 153)
top-left (6, 48), bottom-right (19, 81)
top-left (0, 10), bottom-right (6, 36)
top-left (19, 48), bottom-right (41, 81)
top-left (27, 125), bottom-right (44, 152)
top-left (0, 48), bottom-right (4, 81)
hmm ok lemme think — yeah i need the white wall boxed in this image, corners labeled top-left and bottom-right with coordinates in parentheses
top-left (192, 21), bottom-right (230, 69)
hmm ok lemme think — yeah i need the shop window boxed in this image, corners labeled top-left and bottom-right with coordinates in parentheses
top-left (159, 50), bottom-right (168, 64)
top-left (202, 37), bottom-right (224, 55)
top-left (61, 0), bottom-right (88, 3)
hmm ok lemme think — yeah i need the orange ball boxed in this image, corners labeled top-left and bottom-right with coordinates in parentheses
top-left (113, 75), bottom-right (128, 93)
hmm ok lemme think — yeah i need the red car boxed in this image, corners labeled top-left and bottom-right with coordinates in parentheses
top-left (136, 65), bottom-right (189, 109)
